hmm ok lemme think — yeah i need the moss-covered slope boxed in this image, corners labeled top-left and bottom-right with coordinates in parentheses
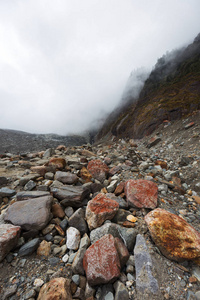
top-left (97, 33), bottom-right (200, 140)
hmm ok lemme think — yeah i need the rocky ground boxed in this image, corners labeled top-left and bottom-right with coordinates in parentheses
top-left (0, 111), bottom-right (200, 300)
top-left (0, 129), bottom-right (87, 154)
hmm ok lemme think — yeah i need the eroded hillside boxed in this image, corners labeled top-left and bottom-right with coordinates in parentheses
top-left (97, 33), bottom-right (200, 141)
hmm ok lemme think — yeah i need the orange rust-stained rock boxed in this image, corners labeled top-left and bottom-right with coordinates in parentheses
top-left (114, 182), bottom-right (125, 196)
top-left (125, 179), bottom-right (158, 209)
top-left (37, 240), bottom-right (51, 257)
top-left (145, 208), bottom-right (200, 262)
top-left (87, 159), bottom-right (109, 182)
top-left (79, 167), bottom-right (92, 183)
top-left (86, 193), bottom-right (119, 230)
top-left (37, 277), bottom-right (72, 300)
top-left (155, 160), bottom-right (168, 169)
top-left (48, 157), bottom-right (66, 170)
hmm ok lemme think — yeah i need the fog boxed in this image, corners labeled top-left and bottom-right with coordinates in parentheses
top-left (0, 0), bottom-right (199, 135)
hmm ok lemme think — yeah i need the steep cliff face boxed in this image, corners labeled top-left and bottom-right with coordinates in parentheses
top-left (97, 33), bottom-right (200, 140)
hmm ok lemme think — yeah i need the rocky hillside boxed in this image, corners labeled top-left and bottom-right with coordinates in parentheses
top-left (0, 112), bottom-right (200, 299)
top-left (0, 129), bottom-right (87, 154)
top-left (97, 33), bottom-right (200, 141)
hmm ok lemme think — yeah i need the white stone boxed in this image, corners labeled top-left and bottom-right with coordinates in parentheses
top-left (34, 278), bottom-right (44, 287)
top-left (66, 227), bottom-right (81, 250)
top-left (62, 253), bottom-right (69, 263)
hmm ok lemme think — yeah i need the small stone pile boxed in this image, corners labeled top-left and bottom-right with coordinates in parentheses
top-left (0, 117), bottom-right (200, 300)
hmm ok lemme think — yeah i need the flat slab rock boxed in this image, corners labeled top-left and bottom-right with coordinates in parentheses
top-left (0, 187), bottom-right (16, 198)
top-left (83, 234), bottom-right (129, 286)
top-left (145, 208), bottom-right (200, 262)
top-left (51, 185), bottom-right (90, 207)
top-left (0, 224), bottom-right (21, 262)
top-left (125, 179), bottom-right (158, 209)
top-left (86, 193), bottom-right (119, 230)
top-left (16, 191), bottom-right (50, 201)
top-left (4, 195), bottom-right (53, 231)
top-left (54, 171), bottom-right (78, 184)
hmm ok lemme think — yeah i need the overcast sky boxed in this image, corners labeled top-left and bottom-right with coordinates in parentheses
top-left (0, 0), bottom-right (199, 135)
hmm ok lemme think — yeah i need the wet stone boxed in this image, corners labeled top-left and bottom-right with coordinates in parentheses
top-left (18, 238), bottom-right (40, 257)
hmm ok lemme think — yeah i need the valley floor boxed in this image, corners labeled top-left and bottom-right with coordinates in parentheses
top-left (0, 111), bottom-right (200, 300)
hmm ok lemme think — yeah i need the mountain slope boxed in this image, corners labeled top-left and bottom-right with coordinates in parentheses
top-left (0, 129), bottom-right (87, 154)
top-left (97, 33), bottom-right (200, 140)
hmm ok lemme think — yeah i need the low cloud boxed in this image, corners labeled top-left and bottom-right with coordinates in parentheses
top-left (0, 0), bottom-right (199, 134)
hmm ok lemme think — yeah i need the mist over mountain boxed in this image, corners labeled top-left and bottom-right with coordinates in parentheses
top-left (97, 33), bottom-right (200, 141)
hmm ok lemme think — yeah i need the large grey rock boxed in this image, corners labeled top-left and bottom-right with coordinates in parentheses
top-left (16, 191), bottom-right (50, 200)
top-left (72, 248), bottom-right (86, 275)
top-left (55, 171), bottom-right (78, 184)
top-left (134, 234), bottom-right (159, 297)
top-left (0, 187), bottom-right (16, 198)
top-left (68, 208), bottom-right (88, 235)
top-left (51, 185), bottom-right (90, 207)
top-left (4, 195), bottom-right (53, 231)
top-left (90, 223), bottom-right (137, 251)
top-left (0, 224), bottom-right (21, 262)
top-left (114, 281), bottom-right (129, 300)
top-left (18, 238), bottom-right (40, 256)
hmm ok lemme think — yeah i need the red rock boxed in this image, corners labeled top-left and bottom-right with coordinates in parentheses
top-left (52, 203), bottom-right (65, 218)
top-left (86, 193), bottom-right (119, 230)
top-left (79, 167), bottom-right (92, 183)
top-left (83, 234), bottom-right (121, 286)
top-left (48, 158), bottom-right (66, 170)
top-left (114, 182), bottom-right (125, 196)
top-left (0, 224), bottom-right (21, 262)
top-left (87, 159), bottom-right (109, 182)
top-left (145, 208), bottom-right (200, 262)
top-left (125, 179), bottom-right (158, 209)
top-left (37, 277), bottom-right (72, 300)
